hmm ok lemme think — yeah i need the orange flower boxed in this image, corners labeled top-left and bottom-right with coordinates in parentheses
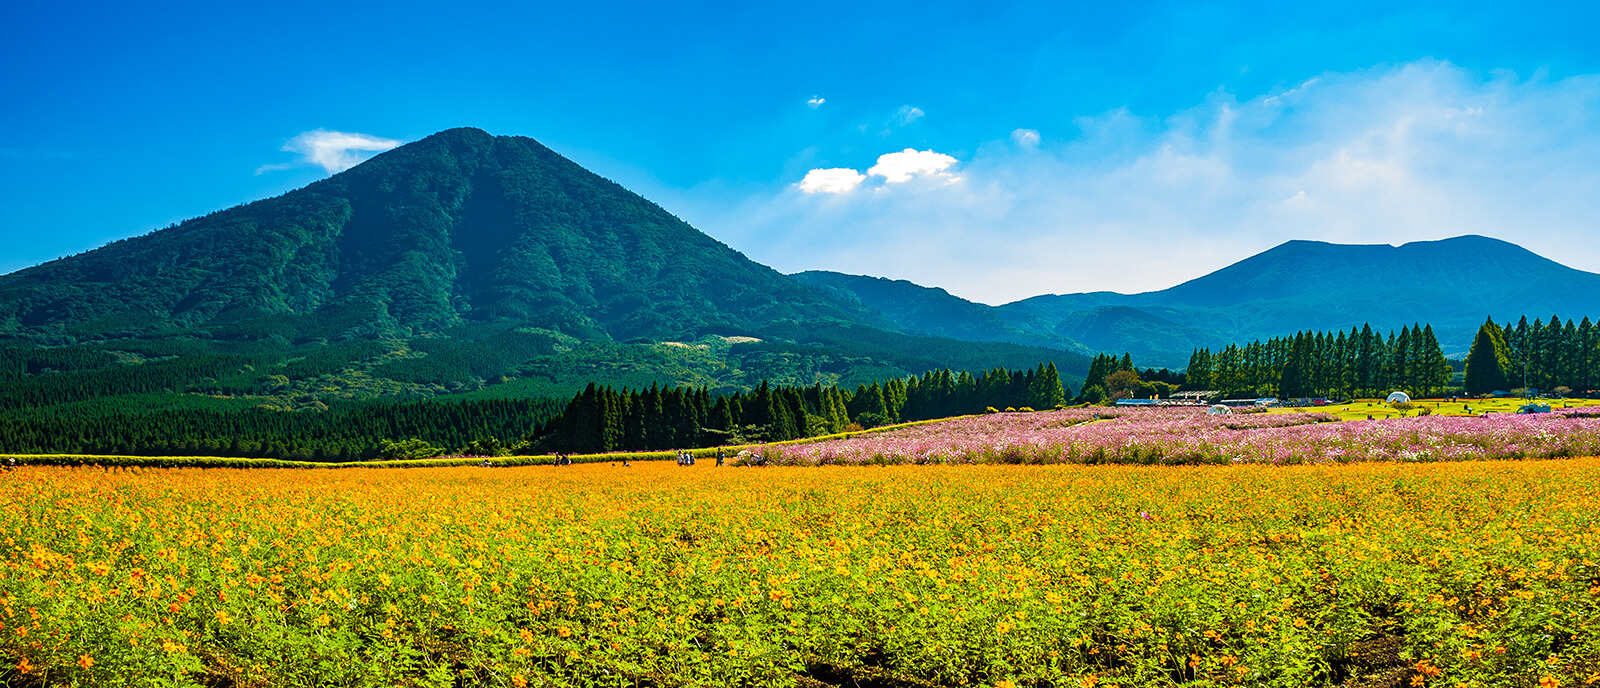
top-left (77, 654), bottom-right (94, 669)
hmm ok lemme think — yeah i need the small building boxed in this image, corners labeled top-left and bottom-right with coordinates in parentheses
top-left (1114, 398), bottom-right (1161, 407)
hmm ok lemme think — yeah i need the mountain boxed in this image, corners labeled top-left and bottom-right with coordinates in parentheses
top-left (790, 271), bottom-right (1091, 353)
top-left (0, 127), bottom-right (887, 342)
top-left (0, 128), bottom-right (1088, 413)
top-left (806, 236), bottom-right (1600, 368)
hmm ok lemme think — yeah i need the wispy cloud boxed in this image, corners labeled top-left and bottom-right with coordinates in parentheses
top-left (257, 129), bottom-right (402, 175)
top-left (807, 96), bottom-right (826, 109)
top-left (695, 60), bottom-right (1600, 304)
top-left (893, 105), bottom-right (924, 126)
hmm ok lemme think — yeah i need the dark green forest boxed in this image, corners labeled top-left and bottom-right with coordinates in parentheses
top-left (0, 364), bottom-right (1067, 460)
top-left (533, 363), bottom-right (1068, 454)
top-left (0, 398), bottom-right (563, 461)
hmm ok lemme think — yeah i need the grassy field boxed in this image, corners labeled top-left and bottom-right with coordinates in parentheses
top-left (1266, 397), bottom-right (1600, 421)
top-left (4, 460), bottom-right (1598, 687)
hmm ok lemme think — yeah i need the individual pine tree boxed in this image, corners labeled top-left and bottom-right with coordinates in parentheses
top-left (1464, 318), bottom-right (1512, 395)
top-left (1419, 324), bottom-right (1451, 397)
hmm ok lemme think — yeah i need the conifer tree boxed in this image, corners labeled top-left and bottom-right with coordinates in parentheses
top-left (1464, 318), bottom-right (1512, 395)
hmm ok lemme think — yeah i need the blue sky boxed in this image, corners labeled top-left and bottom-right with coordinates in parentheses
top-left (4, 1), bottom-right (1600, 303)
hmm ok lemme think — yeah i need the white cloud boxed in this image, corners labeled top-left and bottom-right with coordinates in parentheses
top-left (807, 96), bottom-right (826, 109)
top-left (798, 167), bottom-right (866, 194)
top-left (258, 129), bottom-right (402, 175)
top-left (894, 106), bottom-right (925, 126)
top-left (687, 60), bottom-right (1600, 305)
top-left (1011, 128), bottom-right (1041, 148)
top-left (867, 148), bottom-right (958, 183)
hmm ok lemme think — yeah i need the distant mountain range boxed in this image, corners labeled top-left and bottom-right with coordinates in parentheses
top-left (798, 235), bottom-right (1600, 367)
top-left (0, 128), bottom-right (1088, 414)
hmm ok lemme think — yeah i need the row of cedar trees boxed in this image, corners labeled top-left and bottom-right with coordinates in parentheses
top-left (533, 363), bottom-right (1069, 454)
top-left (1181, 323), bottom-right (1455, 399)
top-left (1464, 315), bottom-right (1600, 395)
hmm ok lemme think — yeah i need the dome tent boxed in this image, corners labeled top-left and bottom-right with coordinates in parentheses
top-left (1386, 391), bottom-right (1411, 404)
top-left (1208, 404), bottom-right (1233, 416)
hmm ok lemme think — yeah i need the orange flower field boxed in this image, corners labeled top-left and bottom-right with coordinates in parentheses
top-left (4, 460), bottom-right (1599, 687)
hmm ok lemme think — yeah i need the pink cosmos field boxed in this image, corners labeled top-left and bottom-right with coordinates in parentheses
top-left (754, 406), bottom-right (1600, 465)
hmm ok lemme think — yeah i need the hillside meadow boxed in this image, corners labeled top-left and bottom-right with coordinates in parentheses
top-left (4, 458), bottom-right (1598, 687)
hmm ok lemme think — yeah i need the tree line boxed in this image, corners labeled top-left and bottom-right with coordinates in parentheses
top-left (1464, 315), bottom-right (1600, 395)
top-left (1182, 323), bottom-right (1452, 399)
top-left (0, 398), bottom-right (562, 461)
top-left (527, 363), bottom-right (1069, 453)
top-left (0, 363), bottom-right (1068, 459)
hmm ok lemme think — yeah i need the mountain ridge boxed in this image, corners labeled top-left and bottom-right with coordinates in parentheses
top-left (810, 235), bottom-right (1600, 367)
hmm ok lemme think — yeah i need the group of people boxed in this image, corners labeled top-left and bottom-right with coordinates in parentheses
top-left (674, 449), bottom-right (727, 466)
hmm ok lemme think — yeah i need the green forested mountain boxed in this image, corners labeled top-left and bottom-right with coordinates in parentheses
top-left (0, 127), bottom-right (883, 341)
top-left (0, 128), bottom-right (1089, 437)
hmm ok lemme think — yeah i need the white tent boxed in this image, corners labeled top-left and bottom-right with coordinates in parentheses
top-left (1208, 404), bottom-right (1233, 416)
top-left (1386, 391), bottom-right (1411, 404)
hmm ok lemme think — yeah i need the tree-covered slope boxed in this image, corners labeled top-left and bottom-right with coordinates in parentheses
top-left (790, 270), bottom-right (1090, 353)
top-left (0, 128), bottom-right (884, 343)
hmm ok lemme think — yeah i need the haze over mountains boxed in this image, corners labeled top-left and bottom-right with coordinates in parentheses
top-left (2, 126), bottom-right (1596, 415)
top-left (800, 235), bottom-right (1600, 367)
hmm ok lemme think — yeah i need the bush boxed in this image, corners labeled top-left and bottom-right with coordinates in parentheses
top-left (378, 438), bottom-right (446, 461)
